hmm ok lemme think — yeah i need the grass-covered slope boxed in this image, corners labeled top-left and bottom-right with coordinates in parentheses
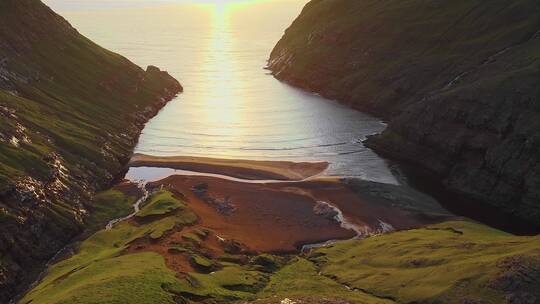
top-left (311, 221), bottom-right (540, 304)
top-left (85, 188), bottom-right (138, 232)
top-left (0, 0), bottom-right (182, 301)
top-left (136, 191), bottom-right (185, 218)
top-left (20, 191), bottom-right (197, 304)
top-left (20, 190), bottom-right (540, 304)
top-left (268, 0), bottom-right (540, 226)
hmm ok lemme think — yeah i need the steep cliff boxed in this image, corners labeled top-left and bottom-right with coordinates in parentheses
top-left (0, 0), bottom-right (182, 301)
top-left (268, 0), bottom-right (540, 226)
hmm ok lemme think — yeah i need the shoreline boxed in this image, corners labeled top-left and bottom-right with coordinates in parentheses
top-left (125, 154), bottom-right (539, 236)
top-left (129, 153), bottom-right (329, 181)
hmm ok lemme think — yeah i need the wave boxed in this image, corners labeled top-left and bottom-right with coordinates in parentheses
top-left (137, 141), bottom-right (355, 152)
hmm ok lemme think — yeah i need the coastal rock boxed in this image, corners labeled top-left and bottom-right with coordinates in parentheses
top-left (313, 201), bottom-right (338, 220)
top-left (268, 0), bottom-right (540, 226)
top-left (191, 183), bottom-right (209, 194)
top-left (489, 255), bottom-right (540, 304)
top-left (191, 183), bottom-right (237, 215)
top-left (219, 238), bottom-right (249, 255)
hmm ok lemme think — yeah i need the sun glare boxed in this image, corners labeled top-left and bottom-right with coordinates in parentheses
top-left (201, 0), bottom-right (243, 137)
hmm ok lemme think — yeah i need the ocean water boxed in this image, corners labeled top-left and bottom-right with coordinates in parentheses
top-left (45, 0), bottom-right (398, 184)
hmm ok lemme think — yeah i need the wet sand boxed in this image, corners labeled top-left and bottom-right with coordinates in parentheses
top-left (129, 153), bottom-right (329, 181)
top-left (148, 175), bottom-right (355, 253)
top-left (138, 175), bottom-right (452, 254)
top-left (118, 155), bottom-right (452, 273)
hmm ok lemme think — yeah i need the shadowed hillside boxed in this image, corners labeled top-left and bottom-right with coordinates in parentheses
top-left (268, 0), bottom-right (540, 226)
top-left (0, 0), bottom-right (182, 301)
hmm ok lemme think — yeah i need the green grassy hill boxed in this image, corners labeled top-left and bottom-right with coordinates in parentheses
top-left (0, 0), bottom-right (182, 301)
top-left (268, 0), bottom-right (540, 227)
top-left (20, 190), bottom-right (540, 304)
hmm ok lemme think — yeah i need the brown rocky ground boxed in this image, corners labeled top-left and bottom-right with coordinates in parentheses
top-left (121, 174), bottom-right (452, 279)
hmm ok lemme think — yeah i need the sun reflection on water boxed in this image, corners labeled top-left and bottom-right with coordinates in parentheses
top-left (55, 0), bottom-right (399, 182)
top-left (200, 1), bottom-right (244, 139)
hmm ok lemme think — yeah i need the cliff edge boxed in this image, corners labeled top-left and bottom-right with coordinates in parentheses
top-left (0, 0), bottom-right (182, 301)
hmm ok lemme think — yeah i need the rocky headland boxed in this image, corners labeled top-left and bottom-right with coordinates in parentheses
top-left (268, 0), bottom-right (540, 228)
top-left (0, 0), bottom-right (182, 301)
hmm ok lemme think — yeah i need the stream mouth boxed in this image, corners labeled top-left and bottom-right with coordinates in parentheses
top-left (106, 182), bottom-right (149, 230)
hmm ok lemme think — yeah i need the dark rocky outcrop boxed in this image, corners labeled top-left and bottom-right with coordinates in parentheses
top-left (268, 0), bottom-right (540, 227)
top-left (0, 0), bottom-right (182, 301)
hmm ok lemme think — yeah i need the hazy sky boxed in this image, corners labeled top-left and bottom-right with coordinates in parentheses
top-left (43, 0), bottom-right (271, 11)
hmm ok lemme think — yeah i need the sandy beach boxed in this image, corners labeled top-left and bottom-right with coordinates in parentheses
top-left (129, 153), bottom-right (329, 181)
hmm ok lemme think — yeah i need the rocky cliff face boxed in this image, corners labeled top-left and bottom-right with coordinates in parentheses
top-left (0, 0), bottom-right (182, 301)
top-left (268, 0), bottom-right (540, 227)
